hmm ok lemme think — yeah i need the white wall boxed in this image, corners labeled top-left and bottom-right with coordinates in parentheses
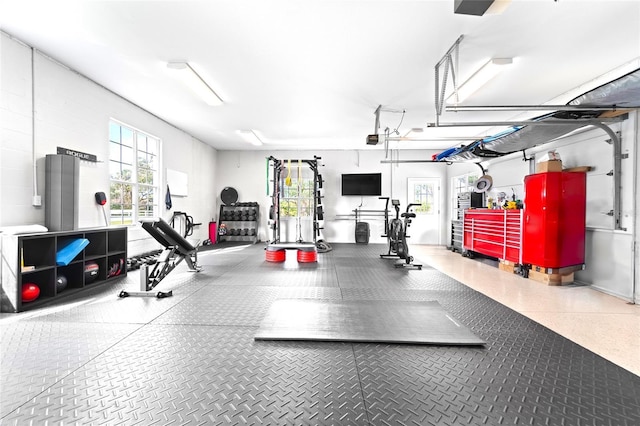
top-left (0, 33), bottom-right (218, 255)
top-left (1, 33), bottom-right (38, 227)
top-left (215, 149), bottom-right (444, 244)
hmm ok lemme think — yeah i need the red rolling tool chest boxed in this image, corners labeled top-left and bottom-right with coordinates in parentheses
top-left (522, 171), bottom-right (586, 268)
top-left (463, 209), bottom-right (522, 263)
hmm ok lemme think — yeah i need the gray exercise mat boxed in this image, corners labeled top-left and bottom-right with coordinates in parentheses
top-left (255, 299), bottom-right (485, 345)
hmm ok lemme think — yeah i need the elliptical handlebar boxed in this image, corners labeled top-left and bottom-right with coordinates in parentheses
top-left (379, 197), bottom-right (390, 237)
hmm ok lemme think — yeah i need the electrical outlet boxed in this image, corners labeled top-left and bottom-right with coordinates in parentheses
top-left (32, 195), bottom-right (42, 206)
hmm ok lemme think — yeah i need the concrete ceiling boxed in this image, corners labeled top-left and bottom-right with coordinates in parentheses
top-left (2, 0), bottom-right (639, 152)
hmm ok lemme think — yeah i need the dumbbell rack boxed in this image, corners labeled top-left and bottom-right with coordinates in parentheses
top-left (218, 202), bottom-right (260, 243)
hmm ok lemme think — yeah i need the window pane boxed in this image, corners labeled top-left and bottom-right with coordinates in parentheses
top-left (147, 139), bottom-right (158, 155)
top-left (137, 133), bottom-right (147, 152)
top-left (147, 153), bottom-right (158, 171)
top-left (138, 186), bottom-right (156, 219)
top-left (110, 182), bottom-right (123, 206)
top-left (119, 204), bottom-right (133, 225)
top-left (137, 168), bottom-right (149, 184)
top-left (124, 184), bottom-right (133, 206)
top-left (109, 122), bottom-right (121, 143)
top-left (467, 175), bottom-right (478, 189)
top-left (121, 127), bottom-right (133, 147)
top-left (299, 204), bottom-right (311, 217)
top-left (409, 180), bottom-right (434, 214)
top-left (120, 164), bottom-right (133, 182)
top-left (300, 185), bottom-right (313, 198)
top-left (138, 185), bottom-right (153, 205)
top-left (122, 146), bottom-right (133, 166)
top-left (109, 161), bottom-right (122, 181)
top-left (109, 183), bottom-right (132, 225)
top-left (109, 141), bottom-right (121, 162)
top-left (138, 206), bottom-right (153, 219)
top-left (281, 200), bottom-right (297, 217)
top-left (147, 168), bottom-right (157, 186)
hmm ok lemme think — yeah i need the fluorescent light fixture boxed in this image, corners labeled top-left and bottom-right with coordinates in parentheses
top-left (237, 130), bottom-right (263, 146)
top-left (485, 0), bottom-right (512, 14)
top-left (167, 62), bottom-right (223, 106)
top-left (447, 58), bottom-right (513, 104)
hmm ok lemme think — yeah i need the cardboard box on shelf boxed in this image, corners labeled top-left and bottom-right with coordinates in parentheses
top-left (536, 159), bottom-right (563, 173)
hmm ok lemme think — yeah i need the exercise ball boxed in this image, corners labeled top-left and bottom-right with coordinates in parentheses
top-left (84, 262), bottom-right (99, 283)
top-left (56, 275), bottom-right (68, 292)
top-left (22, 283), bottom-right (40, 302)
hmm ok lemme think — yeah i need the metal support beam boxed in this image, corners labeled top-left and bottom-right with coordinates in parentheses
top-left (380, 159), bottom-right (451, 164)
top-left (428, 118), bottom-right (624, 128)
top-left (445, 104), bottom-right (630, 112)
top-left (435, 35), bottom-right (464, 125)
top-left (386, 136), bottom-right (480, 142)
top-left (592, 125), bottom-right (625, 231)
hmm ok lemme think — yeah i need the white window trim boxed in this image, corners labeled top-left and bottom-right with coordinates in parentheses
top-left (407, 178), bottom-right (438, 215)
top-left (108, 119), bottom-right (162, 226)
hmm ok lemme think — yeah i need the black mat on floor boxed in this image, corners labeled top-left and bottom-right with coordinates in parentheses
top-left (255, 299), bottom-right (485, 345)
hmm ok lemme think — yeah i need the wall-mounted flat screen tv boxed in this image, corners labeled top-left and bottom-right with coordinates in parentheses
top-left (341, 173), bottom-right (382, 196)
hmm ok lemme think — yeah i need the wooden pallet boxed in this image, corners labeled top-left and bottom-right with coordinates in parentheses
top-left (498, 259), bottom-right (516, 274)
top-left (528, 264), bottom-right (581, 286)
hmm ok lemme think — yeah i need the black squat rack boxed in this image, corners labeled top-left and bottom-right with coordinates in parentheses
top-left (267, 156), bottom-right (324, 244)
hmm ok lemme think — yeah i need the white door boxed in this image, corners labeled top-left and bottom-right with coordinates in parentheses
top-left (407, 178), bottom-right (440, 245)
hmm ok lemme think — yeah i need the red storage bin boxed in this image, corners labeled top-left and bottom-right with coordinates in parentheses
top-left (522, 172), bottom-right (586, 268)
top-left (209, 222), bottom-right (217, 244)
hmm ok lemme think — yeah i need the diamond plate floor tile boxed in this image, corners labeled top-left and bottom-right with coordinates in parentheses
top-left (330, 243), bottom-right (386, 258)
top-left (341, 288), bottom-right (441, 303)
top-left (256, 257), bottom-right (337, 271)
top-left (353, 330), bottom-right (640, 426)
top-left (210, 269), bottom-right (340, 288)
top-left (335, 256), bottom-right (433, 270)
top-left (3, 242), bottom-right (640, 426)
top-left (0, 321), bottom-right (140, 417)
top-left (152, 286), bottom-right (343, 326)
top-left (197, 253), bottom-right (255, 267)
top-left (336, 266), bottom-right (422, 288)
top-left (18, 272), bottom-right (211, 325)
top-left (1, 326), bottom-right (369, 426)
top-left (334, 256), bottom-right (396, 269)
top-left (339, 270), bottom-right (470, 291)
top-left (401, 270), bottom-right (471, 291)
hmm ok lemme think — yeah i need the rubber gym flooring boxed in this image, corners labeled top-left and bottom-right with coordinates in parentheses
top-left (1, 243), bottom-right (639, 425)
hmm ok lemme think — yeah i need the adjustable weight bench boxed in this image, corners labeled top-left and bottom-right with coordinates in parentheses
top-left (119, 217), bottom-right (202, 299)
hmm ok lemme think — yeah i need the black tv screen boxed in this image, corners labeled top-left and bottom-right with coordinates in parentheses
top-left (341, 173), bottom-right (382, 196)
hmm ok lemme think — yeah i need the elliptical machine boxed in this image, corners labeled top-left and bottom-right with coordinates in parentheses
top-left (379, 197), bottom-right (422, 270)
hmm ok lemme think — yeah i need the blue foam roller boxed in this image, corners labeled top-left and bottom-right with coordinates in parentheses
top-left (56, 238), bottom-right (90, 266)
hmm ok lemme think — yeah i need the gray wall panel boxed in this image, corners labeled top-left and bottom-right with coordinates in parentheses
top-left (45, 154), bottom-right (79, 231)
top-left (579, 229), bottom-right (633, 300)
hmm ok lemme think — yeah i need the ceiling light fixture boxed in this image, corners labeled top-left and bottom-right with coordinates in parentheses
top-left (454, 0), bottom-right (496, 16)
top-left (167, 62), bottom-right (223, 106)
top-left (237, 130), bottom-right (263, 146)
top-left (446, 58), bottom-right (513, 104)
